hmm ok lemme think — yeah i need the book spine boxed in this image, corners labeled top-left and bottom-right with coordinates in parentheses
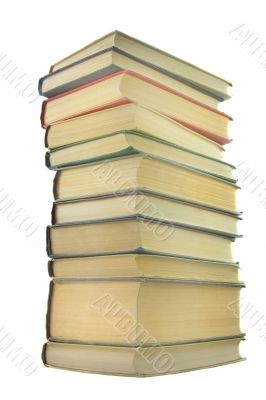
top-left (47, 260), bottom-right (54, 277)
top-left (46, 226), bottom-right (52, 257)
top-left (46, 280), bottom-right (54, 340)
top-left (53, 172), bottom-right (60, 200)
top-left (45, 151), bottom-right (51, 169)
top-left (40, 100), bottom-right (48, 129)
top-left (38, 76), bottom-right (44, 96)
top-left (51, 203), bottom-right (56, 225)
top-left (41, 342), bottom-right (47, 366)
top-left (44, 126), bottom-right (50, 148)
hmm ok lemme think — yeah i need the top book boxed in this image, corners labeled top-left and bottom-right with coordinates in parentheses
top-left (44, 30), bottom-right (231, 101)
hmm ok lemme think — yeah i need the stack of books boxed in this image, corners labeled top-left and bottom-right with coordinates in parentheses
top-left (39, 31), bottom-right (245, 377)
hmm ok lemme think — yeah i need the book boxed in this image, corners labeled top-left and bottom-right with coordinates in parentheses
top-left (48, 254), bottom-right (240, 283)
top-left (39, 49), bottom-right (220, 109)
top-left (42, 338), bottom-right (244, 376)
top-left (52, 192), bottom-right (240, 236)
top-left (47, 217), bottom-right (236, 262)
top-left (47, 31), bottom-right (231, 101)
top-left (46, 131), bottom-right (235, 181)
top-left (46, 103), bottom-right (224, 161)
top-left (46, 278), bottom-right (244, 345)
top-left (41, 70), bottom-right (232, 145)
top-left (53, 155), bottom-right (238, 213)
top-left (42, 337), bottom-right (244, 377)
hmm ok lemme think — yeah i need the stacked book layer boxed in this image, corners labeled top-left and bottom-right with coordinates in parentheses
top-left (40, 31), bottom-right (245, 377)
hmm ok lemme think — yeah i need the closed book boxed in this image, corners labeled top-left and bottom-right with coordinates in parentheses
top-left (52, 191), bottom-right (240, 237)
top-left (42, 338), bottom-right (244, 377)
top-left (47, 217), bottom-right (238, 262)
top-left (48, 254), bottom-right (240, 283)
top-left (46, 278), bottom-right (244, 346)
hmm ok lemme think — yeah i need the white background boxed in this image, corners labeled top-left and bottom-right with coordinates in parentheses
top-left (0, 0), bottom-right (265, 398)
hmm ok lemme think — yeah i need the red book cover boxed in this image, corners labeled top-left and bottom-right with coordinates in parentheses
top-left (41, 70), bottom-right (233, 145)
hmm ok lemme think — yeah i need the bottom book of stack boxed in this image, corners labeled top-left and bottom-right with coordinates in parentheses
top-left (42, 254), bottom-right (245, 377)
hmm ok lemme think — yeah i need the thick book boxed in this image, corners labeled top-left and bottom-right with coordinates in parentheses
top-left (52, 191), bottom-right (240, 237)
top-left (48, 254), bottom-right (240, 283)
top-left (53, 155), bottom-right (239, 213)
top-left (47, 30), bottom-right (231, 101)
top-left (45, 103), bottom-right (224, 162)
top-left (46, 131), bottom-right (235, 181)
top-left (45, 278), bottom-right (244, 346)
top-left (39, 48), bottom-right (220, 109)
top-left (46, 217), bottom-right (237, 262)
top-left (43, 338), bottom-right (244, 377)
top-left (42, 338), bottom-right (244, 376)
top-left (41, 70), bottom-right (232, 145)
